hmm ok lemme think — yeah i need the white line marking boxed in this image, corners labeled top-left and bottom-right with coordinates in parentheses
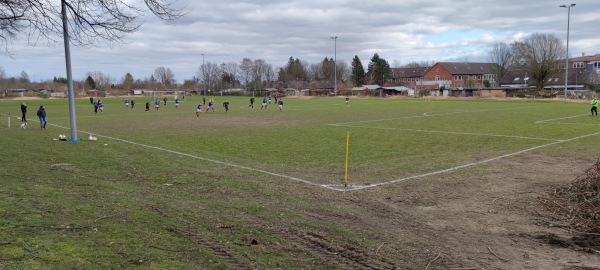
top-left (16, 117), bottom-right (343, 191)
top-left (328, 124), bottom-right (560, 141)
top-left (5, 110), bottom-right (598, 192)
top-left (347, 130), bottom-right (600, 191)
top-left (335, 106), bottom-right (538, 125)
top-left (535, 114), bottom-right (589, 123)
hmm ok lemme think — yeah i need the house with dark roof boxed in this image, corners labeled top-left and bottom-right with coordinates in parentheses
top-left (421, 62), bottom-right (501, 96)
top-left (569, 53), bottom-right (600, 74)
top-left (500, 68), bottom-right (600, 92)
top-left (391, 66), bottom-right (430, 90)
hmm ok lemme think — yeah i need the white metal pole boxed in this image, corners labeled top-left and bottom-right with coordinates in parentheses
top-left (561, 4), bottom-right (575, 103)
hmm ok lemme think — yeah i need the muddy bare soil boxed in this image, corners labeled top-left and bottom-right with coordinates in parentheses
top-left (246, 155), bottom-right (600, 270)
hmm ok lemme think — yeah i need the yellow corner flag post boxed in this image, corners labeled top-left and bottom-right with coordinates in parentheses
top-left (344, 130), bottom-right (350, 188)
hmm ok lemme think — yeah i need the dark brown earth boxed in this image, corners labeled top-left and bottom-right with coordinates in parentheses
top-left (242, 154), bottom-right (600, 269)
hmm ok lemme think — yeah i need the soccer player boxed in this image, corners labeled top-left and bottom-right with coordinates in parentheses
top-left (592, 96), bottom-right (598, 116)
top-left (175, 97), bottom-right (180, 109)
top-left (131, 99), bottom-right (135, 109)
top-left (94, 101), bottom-right (99, 114)
top-left (249, 97), bottom-right (255, 108)
top-left (97, 99), bottom-right (104, 112)
top-left (89, 97), bottom-right (94, 105)
top-left (163, 97), bottom-right (167, 106)
top-left (278, 99), bottom-right (283, 111)
top-left (196, 103), bottom-right (202, 117)
top-left (268, 95), bottom-right (272, 104)
top-left (145, 101), bottom-right (150, 111)
top-left (345, 95), bottom-right (349, 105)
top-left (261, 96), bottom-right (267, 110)
top-left (125, 98), bottom-right (129, 108)
top-left (155, 99), bottom-right (160, 110)
top-left (223, 100), bottom-right (230, 113)
top-left (206, 100), bottom-right (215, 112)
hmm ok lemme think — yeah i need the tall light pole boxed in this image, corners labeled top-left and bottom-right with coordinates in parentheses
top-left (331, 36), bottom-right (338, 97)
top-left (201, 53), bottom-right (205, 96)
top-left (560, 3), bottom-right (575, 103)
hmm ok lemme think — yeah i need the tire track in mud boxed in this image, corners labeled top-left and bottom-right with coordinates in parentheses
top-left (168, 227), bottom-right (255, 270)
top-left (147, 204), bottom-right (255, 269)
top-left (265, 225), bottom-right (399, 270)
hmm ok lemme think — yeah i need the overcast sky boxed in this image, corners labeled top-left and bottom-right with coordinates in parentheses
top-left (1, 0), bottom-right (599, 83)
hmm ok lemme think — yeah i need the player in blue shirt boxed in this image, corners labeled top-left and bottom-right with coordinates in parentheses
top-left (175, 97), bottom-right (180, 109)
top-left (196, 103), bottom-right (202, 117)
top-left (125, 98), bottom-right (129, 108)
top-left (97, 99), bottom-right (104, 112)
top-left (278, 99), bottom-right (283, 111)
top-left (268, 95), bottom-right (272, 104)
top-left (155, 99), bottom-right (160, 110)
top-left (261, 96), bottom-right (267, 110)
top-left (345, 95), bottom-right (349, 105)
top-left (206, 100), bottom-right (214, 112)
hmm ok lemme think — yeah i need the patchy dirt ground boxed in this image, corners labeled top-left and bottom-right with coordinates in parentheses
top-left (242, 154), bottom-right (600, 270)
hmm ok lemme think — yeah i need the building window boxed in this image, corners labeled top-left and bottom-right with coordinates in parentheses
top-left (477, 75), bottom-right (482, 80)
top-left (435, 75), bottom-right (440, 81)
top-left (573, 62), bottom-right (584, 68)
top-left (454, 75), bottom-right (463, 80)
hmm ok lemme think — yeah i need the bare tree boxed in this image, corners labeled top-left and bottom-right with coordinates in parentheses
top-left (221, 61), bottom-right (239, 87)
top-left (154, 67), bottom-right (175, 86)
top-left (336, 61), bottom-right (350, 81)
top-left (0, 0), bottom-right (184, 50)
top-left (19, 70), bottom-right (29, 83)
top-left (238, 58), bottom-right (253, 89)
top-left (511, 33), bottom-right (566, 91)
top-left (487, 42), bottom-right (513, 86)
top-left (86, 71), bottom-right (111, 91)
top-left (0, 66), bottom-right (5, 79)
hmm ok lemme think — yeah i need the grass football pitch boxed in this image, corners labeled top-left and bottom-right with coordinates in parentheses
top-left (1, 96), bottom-right (599, 268)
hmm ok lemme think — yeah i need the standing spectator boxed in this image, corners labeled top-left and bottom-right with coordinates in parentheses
top-left (592, 96), bottom-right (598, 116)
top-left (223, 100), bottom-right (230, 113)
top-left (20, 103), bottom-right (27, 122)
top-left (36, 105), bottom-right (47, 130)
top-left (203, 96), bottom-right (206, 105)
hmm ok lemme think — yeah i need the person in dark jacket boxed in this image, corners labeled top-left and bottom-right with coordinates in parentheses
top-left (20, 103), bottom-right (27, 122)
top-left (36, 105), bottom-right (47, 130)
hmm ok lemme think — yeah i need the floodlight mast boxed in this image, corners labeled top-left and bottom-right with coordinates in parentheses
top-left (331, 36), bottom-right (338, 97)
top-left (560, 3), bottom-right (576, 103)
top-left (202, 53), bottom-right (205, 96)
top-left (62, 0), bottom-right (80, 142)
